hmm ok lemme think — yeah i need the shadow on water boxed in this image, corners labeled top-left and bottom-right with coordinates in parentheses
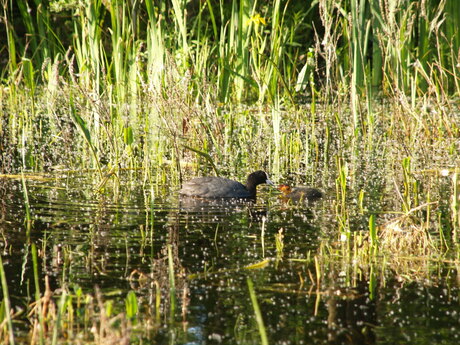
top-left (1, 173), bottom-right (460, 344)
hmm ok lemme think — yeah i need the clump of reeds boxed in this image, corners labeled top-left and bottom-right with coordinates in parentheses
top-left (26, 282), bottom-right (134, 345)
top-left (378, 214), bottom-right (437, 257)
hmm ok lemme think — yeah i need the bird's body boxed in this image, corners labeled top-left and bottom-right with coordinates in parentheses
top-left (180, 171), bottom-right (273, 199)
top-left (278, 184), bottom-right (323, 202)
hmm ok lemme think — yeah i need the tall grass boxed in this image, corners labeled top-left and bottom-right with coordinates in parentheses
top-left (1, 0), bottom-right (458, 177)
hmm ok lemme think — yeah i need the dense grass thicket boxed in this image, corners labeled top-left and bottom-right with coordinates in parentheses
top-left (0, 0), bottom-right (458, 177)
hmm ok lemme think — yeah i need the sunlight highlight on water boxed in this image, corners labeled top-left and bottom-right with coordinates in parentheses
top-left (0, 173), bottom-right (459, 344)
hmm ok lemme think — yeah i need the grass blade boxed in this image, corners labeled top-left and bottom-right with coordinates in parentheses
top-left (247, 278), bottom-right (268, 345)
top-left (0, 255), bottom-right (15, 345)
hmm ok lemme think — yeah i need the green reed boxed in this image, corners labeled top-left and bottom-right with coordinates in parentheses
top-left (349, 0), bottom-right (368, 127)
top-left (20, 171), bottom-right (31, 223)
top-left (369, 214), bottom-right (378, 254)
top-left (15, 0), bottom-right (53, 72)
top-left (1, 0), bottom-right (458, 180)
top-left (125, 291), bottom-right (138, 322)
top-left (0, 255), bottom-right (15, 345)
top-left (3, 0), bottom-right (458, 105)
top-left (247, 278), bottom-right (268, 345)
top-left (401, 157), bottom-right (421, 214)
top-left (52, 290), bottom-right (68, 345)
top-left (452, 171), bottom-right (460, 242)
top-left (31, 244), bottom-right (45, 345)
top-left (69, 94), bottom-right (103, 180)
top-left (336, 156), bottom-right (350, 236)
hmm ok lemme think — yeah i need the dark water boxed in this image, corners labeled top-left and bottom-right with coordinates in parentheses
top-left (1, 174), bottom-right (459, 345)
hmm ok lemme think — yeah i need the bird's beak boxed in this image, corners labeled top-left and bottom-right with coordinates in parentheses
top-left (266, 178), bottom-right (275, 186)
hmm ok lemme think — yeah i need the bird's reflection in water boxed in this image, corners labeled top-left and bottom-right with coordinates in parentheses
top-left (177, 196), bottom-right (269, 223)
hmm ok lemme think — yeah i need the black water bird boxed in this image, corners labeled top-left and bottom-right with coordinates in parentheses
top-left (179, 170), bottom-right (274, 199)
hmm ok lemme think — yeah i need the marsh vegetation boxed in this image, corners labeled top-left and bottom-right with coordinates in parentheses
top-left (1, 0), bottom-right (459, 344)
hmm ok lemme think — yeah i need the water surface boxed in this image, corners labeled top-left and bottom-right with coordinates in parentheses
top-left (1, 173), bottom-right (459, 344)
